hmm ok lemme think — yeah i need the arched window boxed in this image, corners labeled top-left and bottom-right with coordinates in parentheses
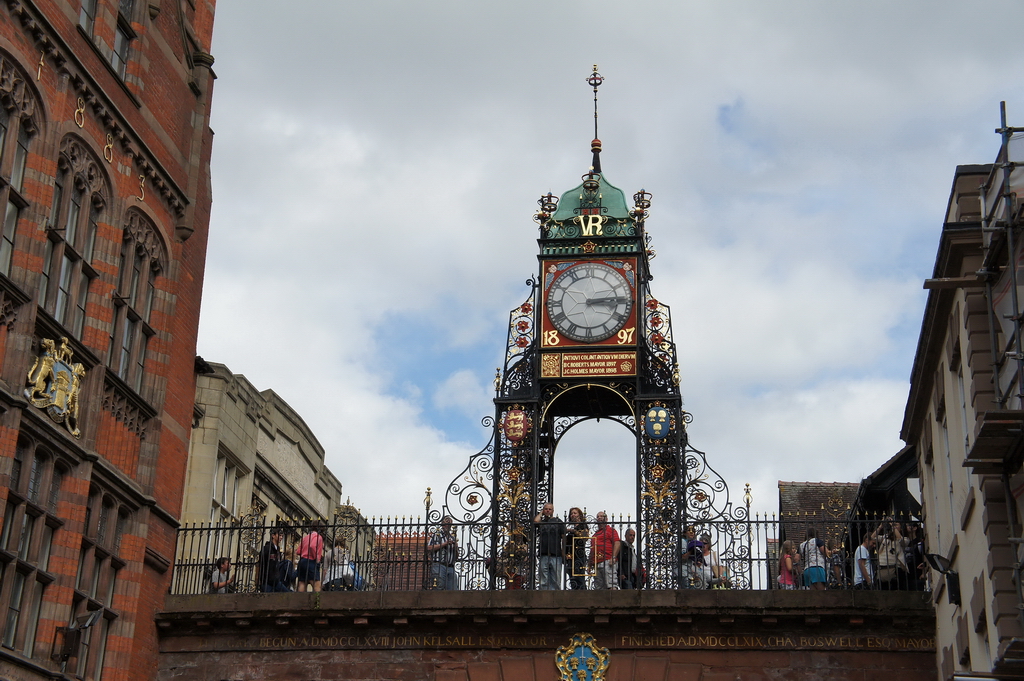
top-left (0, 436), bottom-right (66, 658)
top-left (110, 211), bottom-right (165, 395)
top-left (10, 437), bottom-right (30, 491)
top-left (26, 451), bottom-right (47, 504)
top-left (73, 490), bottom-right (128, 678)
top-left (0, 55), bottom-right (41, 278)
top-left (48, 466), bottom-right (65, 514)
top-left (40, 137), bottom-right (108, 338)
top-left (95, 499), bottom-right (112, 548)
top-left (113, 509), bottom-right (128, 555)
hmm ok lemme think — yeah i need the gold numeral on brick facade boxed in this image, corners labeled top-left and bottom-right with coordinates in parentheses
top-left (36, 51), bottom-right (44, 80)
top-left (136, 174), bottom-right (145, 201)
top-left (74, 98), bottom-right (86, 128)
top-left (103, 134), bottom-right (114, 163)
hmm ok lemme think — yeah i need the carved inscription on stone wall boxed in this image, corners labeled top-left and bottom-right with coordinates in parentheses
top-left (175, 632), bottom-right (934, 653)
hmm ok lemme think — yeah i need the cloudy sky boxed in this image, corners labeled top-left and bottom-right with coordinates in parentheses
top-left (195, 0), bottom-right (1024, 522)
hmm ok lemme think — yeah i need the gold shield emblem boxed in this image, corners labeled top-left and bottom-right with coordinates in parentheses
top-left (25, 337), bottom-right (86, 439)
top-left (556, 632), bottom-right (610, 681)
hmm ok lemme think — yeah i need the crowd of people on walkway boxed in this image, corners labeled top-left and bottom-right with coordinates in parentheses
top-left (429, 508), bottom-right (731, 591)
top-left (205, 510), bottom-right (927, 593)
top-left (776, 517), bottom-right (927, 591)
top-left (210, 521), bottom-right (363, 594)
top-left (426, 509), bottom-right (928, 592)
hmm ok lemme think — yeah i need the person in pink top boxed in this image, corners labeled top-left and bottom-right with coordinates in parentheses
top-left (778, 540), bottom-right (799, 590)
top-left (297, 521), bottom-right (324, 592)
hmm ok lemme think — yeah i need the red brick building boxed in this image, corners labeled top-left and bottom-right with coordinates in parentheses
top-left (0, 0), bottom-right (216, 678)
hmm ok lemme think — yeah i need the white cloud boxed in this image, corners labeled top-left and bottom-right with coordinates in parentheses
top-left (197, 0), bottom-right (1024, 520)
top-left (433, 370), bottom-right (492, 419)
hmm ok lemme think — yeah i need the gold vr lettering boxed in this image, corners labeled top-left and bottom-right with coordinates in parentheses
top-left (575, 214), bottom-right (606, 236)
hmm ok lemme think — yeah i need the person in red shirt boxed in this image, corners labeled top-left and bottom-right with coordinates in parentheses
top-left (589, 511), bottom-right (620, 590)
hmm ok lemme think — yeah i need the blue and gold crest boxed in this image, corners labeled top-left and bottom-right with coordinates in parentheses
top-left (643, 406), bottom-right (671, 440)
top-left (25, 337), bottom-right (86, 439)
top-left (556, 632), bottom-right (609, 681)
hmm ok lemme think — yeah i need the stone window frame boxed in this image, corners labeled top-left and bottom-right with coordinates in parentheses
top-left (0, 434), bottom-right (66, 660)
top-left (40, 136), bottom-right (110, 339)
top-left (110, 0), bottom-right (137, 79)
top-left (109, 209), bottom-right (165, 397)
top-left (78, 0), bottom-right (99, 34)
top-left (73, 485), bottom-right (130, 679)
top-left (211, 447), bottom-right (248, 526)
top-left (0, 55), bottom-right (41, 279)
top-left (79, 0), bottom-right (141, 81)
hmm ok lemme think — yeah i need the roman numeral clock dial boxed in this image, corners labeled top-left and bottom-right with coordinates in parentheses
top-left (545, 262), bottom-right (634, 343)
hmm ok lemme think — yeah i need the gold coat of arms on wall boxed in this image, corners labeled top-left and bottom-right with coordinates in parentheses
top-left (556, 632), bottom-right (610, 681)
top-left (25, 337), bottom-right (86, 439)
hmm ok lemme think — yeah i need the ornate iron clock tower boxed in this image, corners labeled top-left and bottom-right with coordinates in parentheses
top-left (436, 68), bottom-right (743, 589)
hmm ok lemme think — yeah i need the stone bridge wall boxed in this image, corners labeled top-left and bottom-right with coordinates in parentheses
top-left (156, 590), bottom-right (936, 681)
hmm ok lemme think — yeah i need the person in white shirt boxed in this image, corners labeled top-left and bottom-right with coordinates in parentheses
top-left (854, 533), bottom-right (876, 589)
top-left (699, 533), bottom-right (727, 588)
top-left (618, 528), bottom-right (639, 589)
top-left (799, 528), bottom-right (829, 591)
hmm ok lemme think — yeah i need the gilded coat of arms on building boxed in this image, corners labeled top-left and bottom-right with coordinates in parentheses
top-left (643, 405), bottom-right (672, 440)
top-left (25, 337), bottom-right (86, 439)
top-left (556, 632), bottom-right (609, 681)
top-left (501, 407), bottom-right (532, 444)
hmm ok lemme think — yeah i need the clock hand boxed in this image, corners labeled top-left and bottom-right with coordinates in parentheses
top-left (587, 296), bottom-right (630, 306)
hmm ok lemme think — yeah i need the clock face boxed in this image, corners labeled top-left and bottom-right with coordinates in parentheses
top-left (546, 262), bottom-right (634, 343)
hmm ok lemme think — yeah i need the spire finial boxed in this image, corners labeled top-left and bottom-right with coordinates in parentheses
top-left (587, 65), bottom-right (604, 139)
top-left (586, 65), bottom-right (604, 173)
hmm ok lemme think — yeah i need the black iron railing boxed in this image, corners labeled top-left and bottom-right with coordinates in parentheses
top-left (170, 511), bottom-right (928, 595)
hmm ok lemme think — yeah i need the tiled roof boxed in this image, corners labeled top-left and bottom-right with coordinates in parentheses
top-left (777, 481), bottom-right (860, 545)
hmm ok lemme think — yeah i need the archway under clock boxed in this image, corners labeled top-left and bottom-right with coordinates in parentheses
top-left (550, 417), bottom-right (637, 523)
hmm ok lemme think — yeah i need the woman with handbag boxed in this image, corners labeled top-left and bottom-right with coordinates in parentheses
top-left (876, 518), bottom-right (909, 590)
top-left (564, 507), bottom-right (589, 590)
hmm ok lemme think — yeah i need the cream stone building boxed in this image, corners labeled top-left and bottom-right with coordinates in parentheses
top-left (184, 361), bottom-right (343, 524)
top-left (903, 132), bottom-right (1024, 679)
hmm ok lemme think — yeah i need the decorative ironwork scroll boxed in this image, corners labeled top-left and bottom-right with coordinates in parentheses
top-left (434, 417), bottom-right (496, 525)
top-left (636, 396), bottom-right (684, 589)
top-left (680, 437), bottom-right (753, 589)
top-left (544, 217), bottom-right (636, 240)
top-left (235, 505), bottom-right (265, 594)
top-left (641, 294), bottom-right (679, 393)
top-left (492, 401), bottom-right (540, 589)
top-left (497, 281), bottom-right (539, 401)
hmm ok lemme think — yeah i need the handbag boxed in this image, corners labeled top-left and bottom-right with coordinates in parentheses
top-left (877, 565), bottom-right (897, 583)
top-left (876, 536), bottom-right (907, 584)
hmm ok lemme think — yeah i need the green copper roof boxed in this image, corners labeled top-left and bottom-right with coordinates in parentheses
top-left (551, 173), bottom-right (630, 221)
